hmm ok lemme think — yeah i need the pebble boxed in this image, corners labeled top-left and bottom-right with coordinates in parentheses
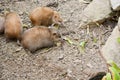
top-left (58, 54), bottom-right (64, 60)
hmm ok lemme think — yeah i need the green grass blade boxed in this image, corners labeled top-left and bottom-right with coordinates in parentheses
top-left (108, 61), bottom-right (120, 73)
top-left (106, 73), bottom-right (112, 80)
top-left (109, 67), bottom-right (120, 80)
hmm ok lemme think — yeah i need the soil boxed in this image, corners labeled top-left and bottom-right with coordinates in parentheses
top-left (0, 0), bottom-right (117, 80)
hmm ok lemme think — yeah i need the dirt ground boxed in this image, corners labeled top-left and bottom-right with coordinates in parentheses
top-left (0, 0), bottom-right (117, 80)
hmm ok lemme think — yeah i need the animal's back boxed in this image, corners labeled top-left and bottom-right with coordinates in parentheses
top-left (30, 7), bottom-right (54, 26)
top-left (5, 12), bottom-right (22, 39)
top-left (21, 27), bottom-right (54, 52)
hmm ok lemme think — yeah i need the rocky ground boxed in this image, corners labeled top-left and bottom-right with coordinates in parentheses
top-left (0, 0), bottom-right (117, 80)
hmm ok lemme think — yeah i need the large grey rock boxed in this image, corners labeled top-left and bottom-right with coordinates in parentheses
top-left (101, 17), bottom-right (120, 66)
top-left (79, 0), bottom-right (112, 28)
top-left (110, 0), bottom-right (120, 11)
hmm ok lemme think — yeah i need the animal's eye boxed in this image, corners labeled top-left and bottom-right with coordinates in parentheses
top-left (53, 33), bottom-right (57, 36)
top-left (54, 16), bottom-right (57, 18)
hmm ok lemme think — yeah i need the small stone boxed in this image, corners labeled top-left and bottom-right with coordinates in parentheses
top-left (73, 59), bottom-right (81, 63)
top-left (19, 11), bottom-right (23, 15)
top-left (15, 47), bottom-right (22, 52)
top-left (67, 69), bottom-right (72, 77)
top-left (46, 2), bottom-right (59, 7)
top-left (79, 0), bottom-right (92, 4)
top-left (58, 54), bottom-right (64, 60)
top-left (87, 63), bottom-right (93, 68)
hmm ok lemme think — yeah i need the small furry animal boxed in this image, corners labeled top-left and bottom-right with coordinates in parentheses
top-left (21, 26), bottom-right (61, 52)
top-left (29, 7), bottom-right (63, 27)
top-left (0, 16), bottom-right (5, 34)
top-left (4, 12), bottom-right (23, 40)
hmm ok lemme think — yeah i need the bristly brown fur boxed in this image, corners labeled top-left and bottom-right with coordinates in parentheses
top-left (21, 26), bottom-right (61, 52)
top-left (4, 12), bottom-right (23, 40)
top-left (29, 7), bottom-right (63, 27)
